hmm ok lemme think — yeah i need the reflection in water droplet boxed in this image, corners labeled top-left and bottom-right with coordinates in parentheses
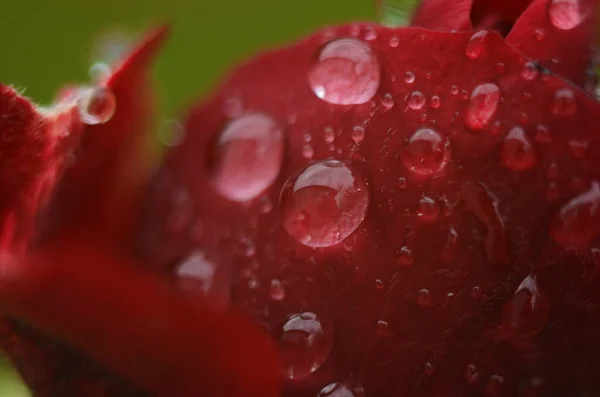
top-left (401, 128), bottom-right (450, 176)
top-left (464, 83), bottom-right (501, 130)
top-left (552, 88), bottom-right (577, 117)
top-left (77, 86), bottom-right (116, 125)
top-left (213, 114), bottom-right (283, 202)
top-left (302, 144), bottom-right (315, 159)
top-left (534, 124), bottom-right (551, 143)
top-left (404, 71), bottom-right (416, 84)
top-left (376, 320), bottom-right (391, 336)
top-left (551, 181), bottom-right (600, 249)
top-left (549, 0), bottom-right (583, 30)
top-left (281, 160), bottom-right (369, 247)
top-left (324, 127), bottom-right (336, 144)
top-left (501, 127), bottom-right (536, 171)
top-left (277, 312), bottom-right (333, 380)
top-left (465, 30), bottom-right (489, 59)
top-left (308, 38), bottom-right (380, 105)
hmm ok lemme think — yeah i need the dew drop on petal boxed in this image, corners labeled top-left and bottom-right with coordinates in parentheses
top-left (417, 288), bottom-right (433, 306)
top-left (501, 127), bottom-right (536, 171)
top-left (302, 144), bottom-right (315, 159)
top-left (549, 0), bottom-right (583, 30)
top-left (521, 62), bottom-right (539, 81)
top-left (176, 251), bottom-right (216, 295)
top-left (534, 124), bottom-right (551, 143)
top-left (465, 30), bottom-right (489, 59)
top-left (308, 38), bottom-right (380, 105)
top-left (429, 95), bottom-right (441, 109)
top-left (534, 28), bottom-right (546, 41)
top-left (466, 364), bottom-right (480, 383)
top-left (318, 382), bottom-right (359, 397)
top-left (450, 85), bottom-right (459, 95)
top-left (324, 127), bottom-right (336, 144)
top-left (270, 279), bottom-right (285, 301)
top-left (389, 36), bottom-right (400, 48)
top-left (77, 86), bottom-right (116, 125)
top-left (401, 128), bottom-right (450, 176)
top-left (376, 320), bottom-right (391, 336)
top-left (281, 160), bottom-right (369, 248)
top-left (213, 113), bottom-right (283, 202)
top-left (397, 246), bottom-right (414, 266)
top-left (464, 83), bottom-right (501, 130)
top-left (277, 312), bottom-right (333, 380)
top-left (417, 196), bottom-right (440, 223)
top-left (404, 71), bottom-right (416, 84)
top-left (406, 91), bottom-right (426, 110)
top-left (351, 126), bottom-right (366, 143)
top-left (551, 181), bottom-right (600, 249)
top-left (381, 93), bottom-right (394, 108)
top-left (552, 88), bottom-right (577, 117)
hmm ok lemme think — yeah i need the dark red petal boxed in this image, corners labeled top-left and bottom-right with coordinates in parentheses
top-left (506, 0), bottom-right (598, 86)
top-left (0, 233), bottom-right (280, 397)
top-left (142, 23), bottom-right (600, 396)
top-left (48, 26), bottom-right (168, 245)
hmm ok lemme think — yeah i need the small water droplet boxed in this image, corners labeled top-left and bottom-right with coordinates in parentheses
top-left (302, 144), bottom-right (315, 159)
top-left (465, 364), bottom-right (480, 383)
top-left (270, 279), bottom-right (285, 301)
top-left (176, 251), bottom-right (216, 294)
top-left (521, 62), bottom-right (539, 81)
top-left (397, 246), bottom-right (414, 266)
top-left (381, 93), bottom-right (394, 108)
top-left (534, 28), bottom-right (546, 41)
top-left (465, 30), bottom-right (489, 59)
top-left (308, 38), bottom-right (380, 105)
top-left (568, 139), bottom-right (589, 158)
top-left (324, 127), bottom-right (336, 144)
top-left (375, 279), bottom-right (384, 290)
top-left (404, 71), bottom-right (416, 84)
top-left (552, 88), bottom-right (577, 117)
top-left (450, 85), bottom-right (459, 95)
top-left (213, 114), bottom-right (283, 202)
top-left (429, 95), bottom-right (441, 109)
top-left (376, 320), bottom-right (391, 336)
top-left (281, 160), bottom-right (369, 247)
top-left (551, 181), bottom-right (600, 249)
top-left (534, 124), bottom-right (551, 143)
top-left (407, 91), bottom-right (426, 110)
top-left (402, 128), bottom-right (451, 176)
top-left (389, 36), bottom-right (400, 47)
top-left (397, 177), bottom-right (408, 189)
top-left (77, 86), bottom-right (116, 125)
top-left (501, 127), bottom-right (536, 171)
top-left (417, 196), bottom-right (440, 223)
top-left (351, 126), bottom-right (366, 143)
top-left (465, 83), bottom-right (501, 130)
top-left (363, 26), bottom-right (378, 40)
top-left (549, 0), bottom-right (583, 30)
top-left (417, 288), bottom-right (433, 306)
top-left (277, 312), bottom-right (333, 380)
top-left (471, 286), bottom-right (483, 300)
top-left (424, 362), bottom-right (435, 376)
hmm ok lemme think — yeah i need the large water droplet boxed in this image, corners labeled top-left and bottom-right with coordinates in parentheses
top-left (551, 181), bottom-right (600, 249)
top-left (464, 83), bottom-right (501, 130)
top-left (549, 0), bottom-right (583, 30)
top-left (77, 86), bottom-right (116, 125)
top-left (501, 127), bottom-right (536, 171)
top-left (552, 88), bottom-right (577, 117)
top-left (214, 114), bottom-right (283, 202)
top-left (465, 30), bottom-right (489, 59)
top-left (281, 160), bottom-right (369, 247)
top-left (401, 128), bottom-right (450, 176)
top-left (308, 38), bottom-right (380, 105)
top-left (277, 312), bottom-right (333, 380)
top-left (318, 382), bottom-right (361, 397)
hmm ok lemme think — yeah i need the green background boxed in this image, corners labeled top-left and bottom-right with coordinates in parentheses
top-left (0, 0), bottom-right (415, 395)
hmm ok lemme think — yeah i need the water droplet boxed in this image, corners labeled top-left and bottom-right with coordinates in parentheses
top-left (176, 251), bottom-right (216, 294)
top-left (397, 246), bottom-right (414, 267)
top-left (77, 86), bottom-right (116, 125)
top-left (270, 279), bottom-right (285, 301)
top-left (465, 30), bottom-right (489, 59)
top-left (404, 71), bottom-right (416, 84)
top-left (318, 382), bottom-right (360, 397)
top-left (551, 181), bottom-right (600, 249)
top-left (376, 320), bottom-right (391, 336)
top-left (424, 362), bottom-right (435, 376)
top-left (552, 88), bottom-right (577, 117)
top-left (259, 196), bottom-right (273, 214)
top-left (302, 144), bottom-right (315, 159)
top-left (89, 62), bottom-right (111, 83)
top-left (158, 120), bottom-right (186, 147)
top-left (277, 312), bottom-right (333, 380)
top-left (417, 288), bottom-right (433, 306)
top-left (495, 63), bottom-right (505, 73)
top-left (309, 38), bottom-right (380, 105)
top-left (534, 28), bottom-right (546, 41)
top-left (471, 286), bottom-right (483, 300)
top-left (363, 26), bottom-right (378, 40)
top-left (381, 93), bottom-right (394, 108)
top-left (281, 160), bottom-right (369, 247)
top-left (534, 124), bottom-right (551, 143)
top-left (442, 227), bottom-right (459, 263)
top-left (521, 62), bottom-right (539, 80)
top-left (504, 274), bottom-right (549, 336)
top-left (351, 126), bottom-right (366, 143)
top-left (464, 83), bottom-right (501, 130)
top-left (501, 127), bottom-right (536, 171)
top-left (429, 95), bottom-right (441, 109)
top-left (568, 139), bottom-right (588, 158)
top-left (450, 85), bottom-right (459, 95)
top-left (417, 196), bottom-right (440, 223)
top-left (397, 177), bottom-right (408, 189)
top-left (485, 375), bottom-right (505, 397)
top-left (406, 91), bottom-right (426, 110)
top-left (549, 0), bottom-right (583, 30)
top-left (213, 114), bottom-right (283, 202)
top-left (401, 128), bottom-right (450, 176)
top-left (465, 364), bottom-right (480, 383)
top-left (389, 36), bottom-right (400, 47)
top-left (324, 127), bottom-right (336, 144)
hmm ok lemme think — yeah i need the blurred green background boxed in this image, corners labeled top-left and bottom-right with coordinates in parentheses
top-left (0, 0), bottom-right (415, 395)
